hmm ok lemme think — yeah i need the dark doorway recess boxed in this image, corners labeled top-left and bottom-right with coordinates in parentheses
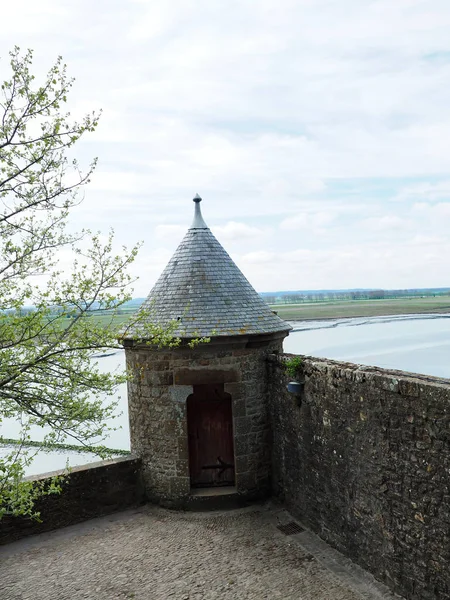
top-left (187, 384), bottom-right (235, 488)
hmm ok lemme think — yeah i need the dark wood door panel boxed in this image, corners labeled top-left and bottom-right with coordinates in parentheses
top-left (187, 384), bottom-right (235, 488)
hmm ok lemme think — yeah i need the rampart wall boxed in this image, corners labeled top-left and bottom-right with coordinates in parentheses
top-left (2, 353), bottom-right (450, 600)
top-left (268, 354), bottom-right (450, 600)
top-left (0, 456), bottom-right (143, 545)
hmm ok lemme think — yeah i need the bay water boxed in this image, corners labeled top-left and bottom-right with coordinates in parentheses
top-left (2, 314), bottom-right (449, 476)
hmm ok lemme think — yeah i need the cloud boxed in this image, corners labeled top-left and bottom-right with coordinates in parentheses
top-left (410, 202), bottom-right (450, 232)
top-left (154, 224), bottom-right (186, 240)
top-left (360, 215), bottom-right (406, 231)
top-left (280, 211), bottom-right (336, 231)
top-left (0, 1), bottom-right (68, 36)
top-left (213, 222), bottom-right (266, 241)
top-left (233, 232), bottom-right (450, 293)
top-left (394, 180), bottom-right (450, 202)
top-left (2, 1), bottom-right (450, 293)
top-left (240, 251), bottom-right (276, 264)
top-left (88, 171), bottom-right (145, 194)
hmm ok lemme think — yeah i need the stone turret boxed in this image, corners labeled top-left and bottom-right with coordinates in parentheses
top-left (122, 196), bottom-right (291, 507)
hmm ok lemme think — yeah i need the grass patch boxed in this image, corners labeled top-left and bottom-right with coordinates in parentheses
top-left (271, 297), bottom-right (450, 320)
top-left (49, 310), bottom-right (135, 331)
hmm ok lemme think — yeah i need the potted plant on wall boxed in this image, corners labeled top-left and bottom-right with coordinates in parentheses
top-left (285, 356), bottom-right (305, 404)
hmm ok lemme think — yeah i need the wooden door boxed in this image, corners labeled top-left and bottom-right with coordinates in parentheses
top-left (187, 384), bottom-right (235, 488)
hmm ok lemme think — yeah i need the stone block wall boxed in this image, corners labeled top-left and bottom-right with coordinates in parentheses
top-left (0, 456), bottom-right (143, 545)
top-left (126, 336), bottom-right (283, 507)
top-left (268, 354), bottom-right (450, 600)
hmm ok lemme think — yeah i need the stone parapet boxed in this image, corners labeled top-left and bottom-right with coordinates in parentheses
top-left (268, 354), bottom-right (450, 600)
top-left (0, 456), bottom-right (143, 545)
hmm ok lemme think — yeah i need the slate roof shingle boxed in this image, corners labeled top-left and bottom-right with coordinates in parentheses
top-left (125, 197), bottom-right (291, 339)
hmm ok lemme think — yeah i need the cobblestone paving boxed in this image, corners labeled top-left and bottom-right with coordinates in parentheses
top-left (1, 505), bottom-right (370, 600)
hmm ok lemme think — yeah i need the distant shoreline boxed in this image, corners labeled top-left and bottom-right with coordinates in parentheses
top-left (287, 311), bottom-right (450, 323)
top-left (271, 297), bottom-right (450, 321)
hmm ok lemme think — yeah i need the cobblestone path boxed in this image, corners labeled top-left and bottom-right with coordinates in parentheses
top-left (1, 504), bottom-right (389, 600)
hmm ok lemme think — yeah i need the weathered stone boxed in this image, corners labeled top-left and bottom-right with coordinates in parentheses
top-left (5, 346), bottom-right (450, 600)
top-left (177, 436), bottom-right (189, 460)
top-left (231, 398), bottom-right (246, 417)
top-left (169, 476), bottom-right (190, 498)
top-left (126, 336), bottom-right (284, 507)
top-left (268, 354), bottom-right (450, 600)
top-left (0, 457), bottom-right (144, 545)
top-left (236, 471), bottom-right (257, 492)
top-left (223, 381), bottom-right (244, 399)
top-left (234, 416), bottom-right (252, 436)
top-left (234, 435), bottom-right (249, 457)
top-left (176, 459), bottom-right (189, 476)
top-left (399, 379), bottom-right (420, 397)
top-left (234, 455), bottom-right (249, 473)
top-left (174, 367), bottom-right (240, 385)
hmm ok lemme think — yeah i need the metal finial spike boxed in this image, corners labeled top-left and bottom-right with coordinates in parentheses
top-left (190, 194), bottom-right (208, 229)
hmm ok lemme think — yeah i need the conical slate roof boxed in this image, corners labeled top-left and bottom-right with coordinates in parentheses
top-left (127, 196), bottom-right (291, 340)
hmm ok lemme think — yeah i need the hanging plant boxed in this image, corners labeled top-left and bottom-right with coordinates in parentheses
top-left (284, 356), bottom-right (305, 405)
top-left (285, 355), bottom-right (303, 379)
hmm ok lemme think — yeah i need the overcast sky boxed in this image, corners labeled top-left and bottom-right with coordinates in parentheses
top-left (2, 0), bottom-right (450, 295)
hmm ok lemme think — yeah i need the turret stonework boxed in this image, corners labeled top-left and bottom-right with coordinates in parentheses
top-left (122, 196), bottom-right (291, 507)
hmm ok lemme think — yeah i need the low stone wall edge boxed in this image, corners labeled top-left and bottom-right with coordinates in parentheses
top-left (268, 352), bottom-right (450, 600)
top-left (0, 456), bottom-right (144, 546)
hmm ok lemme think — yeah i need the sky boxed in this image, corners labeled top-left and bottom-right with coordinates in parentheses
top-left (2, 0), bottom-right (450, 295)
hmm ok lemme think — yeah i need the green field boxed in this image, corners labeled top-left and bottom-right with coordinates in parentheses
top-left (271, 296), bottom-right (450, 321)
top-left (85, 312), bottom-right (133, 328)
top-left (78, 296), bottom-right (450, 328)
top-left (57, 309), bottom-right (137, 330)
